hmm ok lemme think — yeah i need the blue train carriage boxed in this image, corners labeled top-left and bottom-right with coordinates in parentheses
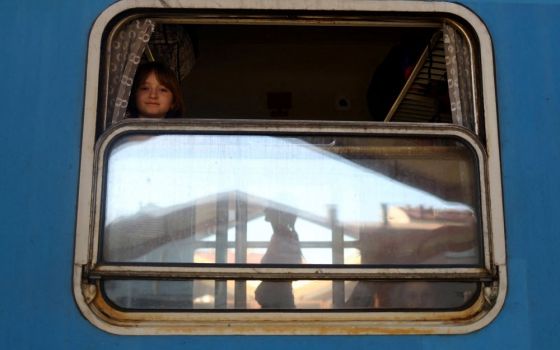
top-left (73, 0), bottom-right (505, 335)
top-left (2, 0), bottom-right (560, 348)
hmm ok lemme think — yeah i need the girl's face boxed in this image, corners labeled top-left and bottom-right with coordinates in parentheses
top-left (135, 72), bottom-right (174, 118)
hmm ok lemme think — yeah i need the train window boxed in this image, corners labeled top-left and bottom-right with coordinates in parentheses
top-left (74, 1), bottom-right (506, 335)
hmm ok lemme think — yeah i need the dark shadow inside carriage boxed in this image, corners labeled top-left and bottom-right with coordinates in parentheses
top-left (102, 20), bottom-right (476, 130)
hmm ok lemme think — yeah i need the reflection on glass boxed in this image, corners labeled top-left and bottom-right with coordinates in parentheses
top-left (103, 279), bottom-right (478, 310)
top-left (103, 134), bottom-right (481, 266)
top-left (345, 281), bottom-right (478, 309)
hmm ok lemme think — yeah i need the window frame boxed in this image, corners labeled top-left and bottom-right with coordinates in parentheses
top-left (74, 0), bottom-right (506, 335)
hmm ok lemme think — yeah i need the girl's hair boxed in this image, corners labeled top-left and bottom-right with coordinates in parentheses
top-left (127, 62), bottom-right (185, 118)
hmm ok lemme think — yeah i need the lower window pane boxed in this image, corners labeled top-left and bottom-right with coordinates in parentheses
top-left (103, 279), bottom-right (478, 311)
top-left (102, 134), bottom-right (482, 267)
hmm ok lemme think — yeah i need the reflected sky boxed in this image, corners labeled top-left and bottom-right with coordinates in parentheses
top-left (104, 134), bottom-right (471, 225)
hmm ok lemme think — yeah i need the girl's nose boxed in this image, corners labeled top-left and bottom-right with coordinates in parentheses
top-left (149, 88), bottom-right (158, 98)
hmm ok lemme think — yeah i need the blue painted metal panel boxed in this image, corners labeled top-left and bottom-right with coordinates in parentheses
top-left (468, 2), bottom-right (560, 348)
top-left (1, 0), bottom-right (559, 348)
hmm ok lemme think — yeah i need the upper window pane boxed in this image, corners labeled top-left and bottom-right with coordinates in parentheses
top-left (100, 20), bottom-right (479, 132)
top-left (102, 133), bottom-right (481, 266)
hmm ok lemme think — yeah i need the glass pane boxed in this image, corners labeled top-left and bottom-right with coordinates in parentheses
top-left (102, 134), bottom-right (481, 266)
top-left (103, 279), bottom-right (478, 310)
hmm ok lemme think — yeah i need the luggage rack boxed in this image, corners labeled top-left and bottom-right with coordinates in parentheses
top-left (385, 31), bottom-right (451, 123)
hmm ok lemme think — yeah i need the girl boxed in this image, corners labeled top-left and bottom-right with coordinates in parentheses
top-left (127, 62), bottom-right (185, 118)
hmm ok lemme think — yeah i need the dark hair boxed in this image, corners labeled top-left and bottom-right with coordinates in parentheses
top-left (127, 62), bottom-right (185, 118)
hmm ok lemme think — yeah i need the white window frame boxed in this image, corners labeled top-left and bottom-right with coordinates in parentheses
top-left (74, 0), bottom-right (506, 335)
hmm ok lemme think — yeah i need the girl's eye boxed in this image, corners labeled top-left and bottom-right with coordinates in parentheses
top-left (159, 87), bottom-right (170, 93)
top-left (139, 86), bottom-right (149, 91)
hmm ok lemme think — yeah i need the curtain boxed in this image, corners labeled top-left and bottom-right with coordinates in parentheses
top-left (106, 19), bottom-right (155, 127)
top-left (148, 24), bottom-right (196, 82)
top-left (443, 23), bottom-right (475, 131)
